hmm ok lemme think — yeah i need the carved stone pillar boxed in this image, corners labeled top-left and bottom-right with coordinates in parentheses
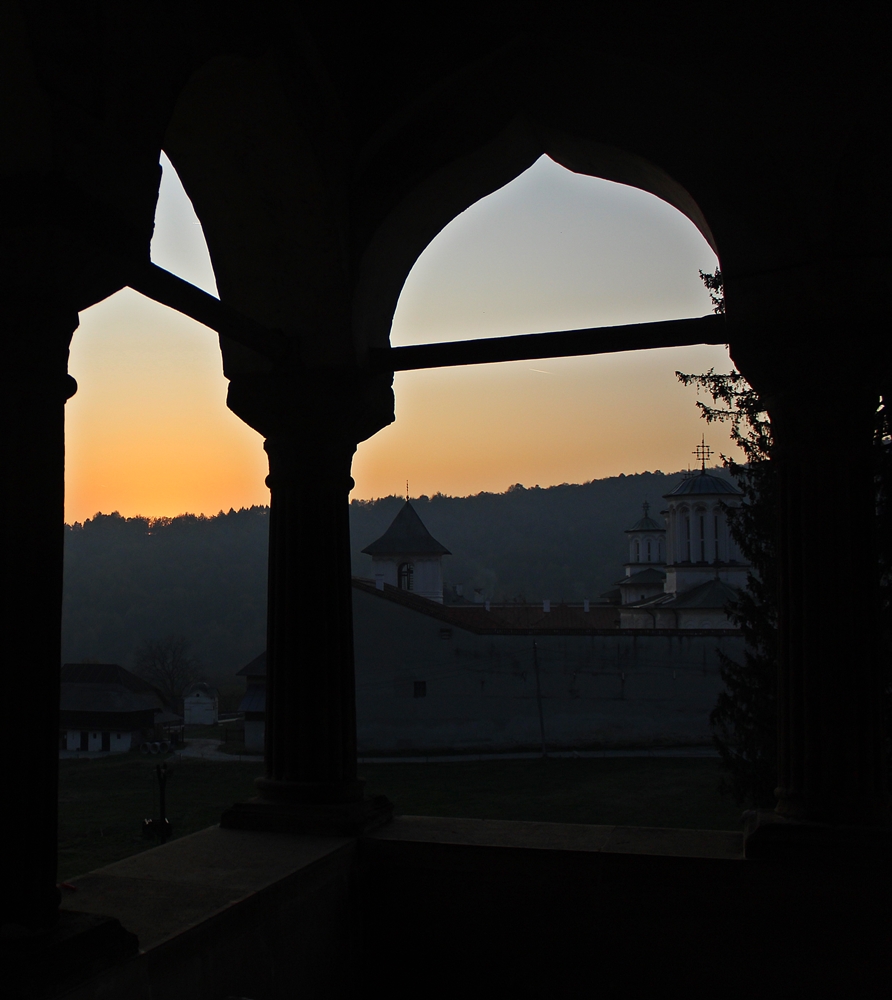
top-left (222, 369), bottom-right (394, 833)
top-left (731, 331), bottom-right (890, 853)
top-left (3, 306), bottom-right (77, 929)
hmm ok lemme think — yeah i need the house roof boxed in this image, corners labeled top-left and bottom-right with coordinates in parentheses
top-left (361, 501), bottom-right (451, 556)
top-left (663, 470), bottom-right (743, 498)
top-left (59, 663), bottom-right (167, 714)
top-left (236, 652), bottom-right (266, 678)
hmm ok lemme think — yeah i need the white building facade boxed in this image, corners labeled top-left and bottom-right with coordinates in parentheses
top-left (618, 467), bottom-right (749, 629)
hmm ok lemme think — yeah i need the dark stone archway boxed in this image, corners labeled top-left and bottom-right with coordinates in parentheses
top-left (2, 3), bottom-right (889, 950)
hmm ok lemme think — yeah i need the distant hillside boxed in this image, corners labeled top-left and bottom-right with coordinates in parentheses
top-left (349, 470), bottom-right (694, 602)
top-left (62, 469), bottom-right (715, 681)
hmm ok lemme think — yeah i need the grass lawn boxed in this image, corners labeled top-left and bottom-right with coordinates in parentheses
top-left (58, 753), bottom-right (263, 882)
top-left (58, 754), bottom-right (742, 881)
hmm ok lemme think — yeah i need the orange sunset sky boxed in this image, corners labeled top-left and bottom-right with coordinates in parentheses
top-left (64, 155), bottom-right (735, 524)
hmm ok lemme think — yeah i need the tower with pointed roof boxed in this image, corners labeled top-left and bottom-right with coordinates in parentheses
top-left (361, 500), bottom-right (451, 603)
top-left (617, 501), bottom-right (667, 605)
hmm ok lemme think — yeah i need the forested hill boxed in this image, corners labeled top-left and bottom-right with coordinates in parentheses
top-left (62, 468), bottom-right (703, 682)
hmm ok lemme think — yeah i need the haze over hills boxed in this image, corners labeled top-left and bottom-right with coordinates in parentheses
top-left (62, 468), bottom-right (716, 684)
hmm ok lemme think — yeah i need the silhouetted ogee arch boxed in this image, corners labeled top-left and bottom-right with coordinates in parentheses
top-left (353, 122), bottom-right (720, 356)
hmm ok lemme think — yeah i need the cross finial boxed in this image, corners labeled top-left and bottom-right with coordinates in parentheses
top-left (406, 480), bottom-right (410, 503)
top-left (642, 500), bottom-right (650, 517)
top-left (693, 435), bottom-right (713, 471)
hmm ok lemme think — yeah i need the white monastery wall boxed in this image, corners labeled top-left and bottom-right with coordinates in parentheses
top-left (353, 589), bottom-right (743, 754)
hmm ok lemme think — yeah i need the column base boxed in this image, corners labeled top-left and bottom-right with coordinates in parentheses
top-left (744, 809), bottom-right (892, 864)
top-left (220, 793), bottom-right (394, 836)
top-left (1, 909), bottom-right (138, 999)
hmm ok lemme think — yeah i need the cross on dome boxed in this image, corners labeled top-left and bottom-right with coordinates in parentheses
top-left (693, 436), bottom-right (713, 471)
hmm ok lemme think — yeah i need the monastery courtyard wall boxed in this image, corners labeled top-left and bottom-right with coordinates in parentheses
top-left (353, 589), bottom-right (743, 754)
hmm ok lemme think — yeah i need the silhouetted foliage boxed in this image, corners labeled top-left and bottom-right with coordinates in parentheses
top-left (699, 267), bottom-right (725, 315)
top-left (63, 507), bottom-right (270, 680)
top-left (682, 269), bottom-right (892, 804)
top-left (677, 366), bottom-right (778, 807)
top-left (63, 479), bottom-right (703, 684)
top-left (679, 269), bottom-right (778, 807)
top-left (133, 635), bottom-right (198, 709)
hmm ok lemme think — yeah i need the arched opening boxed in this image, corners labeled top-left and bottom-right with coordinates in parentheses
top-left (351, 153), bottom-right (746, 831)
top-left (66, 154), bottom-right (269, 525)
top-left (353, 154), bottom-right (733, 501)
top-left (61, 153), bottom-right (270, 716)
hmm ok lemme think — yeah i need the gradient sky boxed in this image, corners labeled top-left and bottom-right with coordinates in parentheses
top-left (65, 154), bottom-right (734, 523)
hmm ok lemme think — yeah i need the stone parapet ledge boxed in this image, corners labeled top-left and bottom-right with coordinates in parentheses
top-left (55, 826), bottom-right (357, 999)
top-left (366, 814), bottom-right (744, 857)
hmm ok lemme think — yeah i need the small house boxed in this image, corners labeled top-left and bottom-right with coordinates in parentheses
top-left (59, 663), bottom-right (179, 753)
top-left (183, 681), bottom-right (219, 725)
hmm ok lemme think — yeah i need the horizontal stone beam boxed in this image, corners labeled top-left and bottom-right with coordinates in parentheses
top-left (130, 266), bottom-right (725, 371)
top-left (128, 264), bottom-right (291, 362)
top-left (371, 315), bottom-right (726, 372)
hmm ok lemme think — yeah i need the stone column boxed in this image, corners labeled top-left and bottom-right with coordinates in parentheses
top-left (222, 369), bottom-right (393, 834)
top-left (732, 333), bottom-right (889, 853)
top-left (3, 306), bottom-right (77, 929)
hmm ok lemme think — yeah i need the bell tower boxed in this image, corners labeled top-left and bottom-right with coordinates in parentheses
top-left (361, 499), bottom-right (451, 603)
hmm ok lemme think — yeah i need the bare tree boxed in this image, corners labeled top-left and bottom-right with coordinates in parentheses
top-left (133, 635), bottom-right (198, 709)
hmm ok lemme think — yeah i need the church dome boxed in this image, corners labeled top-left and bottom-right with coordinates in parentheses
top-left (625, 501), bottom-right (665, 533)
top-left (663, 470), bottom-right (743, 497)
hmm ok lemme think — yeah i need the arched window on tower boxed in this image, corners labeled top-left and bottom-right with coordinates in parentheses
top-left (635, 541), bottom-right (640, 562)
top-left (646, 539), bottom-right (652, 562)
top-left (398, 562), bottom-right (414, 591)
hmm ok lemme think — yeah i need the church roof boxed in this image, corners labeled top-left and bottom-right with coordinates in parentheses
top-left (625, 501), bottom-right (665, 533)
top-left (658, 577), bottom-right (740, 610)
top-left (361, 500), bottom-right (451, 556)
top-left (617, 568), bottom-right (666, 587)
top-left (663, 470), bottom-right (743, 497)
top-left (626, 515), bottom-right (664, 532)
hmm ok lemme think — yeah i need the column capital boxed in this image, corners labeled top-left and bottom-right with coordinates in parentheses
top-left (225, 365), bottom-right (395, 447)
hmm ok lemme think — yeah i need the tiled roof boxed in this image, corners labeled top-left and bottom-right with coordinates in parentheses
top-left (361, 501), bottom-right (451, 556)
top-left (352, 578), bottom-right (619, 632)
top-left (59, 663), bottom-right (167, 714)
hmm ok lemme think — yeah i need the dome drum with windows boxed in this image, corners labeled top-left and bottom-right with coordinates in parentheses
top-left (615, 440), bottom-right (748, 628)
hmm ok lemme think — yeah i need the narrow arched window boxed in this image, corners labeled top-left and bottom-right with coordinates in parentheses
top-left (398, 562), bottom-right (414, 591)
top-left (646, 539), bottom-right (652, 562)
top-left (635, 541), bottom-right (640, 562)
